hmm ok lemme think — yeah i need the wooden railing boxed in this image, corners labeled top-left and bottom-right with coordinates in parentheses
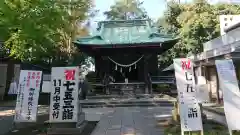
top-left (88, 77), bottom-right (105, 86)
top-left (150, 76), bottom-right (175, 84)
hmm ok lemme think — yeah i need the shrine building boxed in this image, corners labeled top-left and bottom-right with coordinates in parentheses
top-left (74, 19), bottom-right (178, 94)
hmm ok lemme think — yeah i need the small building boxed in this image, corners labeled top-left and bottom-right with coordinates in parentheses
top-left (74, 19), bottom-right (178, 94)
top-left (193, 21), bottom-right (240, 103)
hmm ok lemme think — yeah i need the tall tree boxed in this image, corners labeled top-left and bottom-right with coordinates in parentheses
top-left (104, 0), bottom-right (148, 20)
top-left (157, 0), bottom-right (240, 69)
top-left (157, 1), bottom-right (186, 68)
top-left (0, 0), bottom-right (93, 66)
top-left (177, 0), bottom-right (219, 53)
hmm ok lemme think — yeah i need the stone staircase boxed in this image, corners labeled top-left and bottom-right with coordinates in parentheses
top-left (80, 94), bottom-right (174, 108)
top-left (109, 83), bottom-right (145, 96)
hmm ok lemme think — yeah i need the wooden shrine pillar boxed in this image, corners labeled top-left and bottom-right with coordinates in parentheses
top-left (148, 54), bottom-right (158, 75)
top-left (104, 56), bottom-right (110, 75)
top-left (143, 56), bottom-right (148, 94)
top-left (101, 56), bottom-right (111, 94)
top-left (143, 54), bottom-right (152, 94)
top-left (95, 55), bottom-right (101, 78)
top-left (96, 56), bottom-right (109, 80)
top-left (105, 57), bottom-right (111, 94)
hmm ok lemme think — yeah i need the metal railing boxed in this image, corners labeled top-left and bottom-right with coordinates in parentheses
top-left (203, 27), bottom-right (240, 51)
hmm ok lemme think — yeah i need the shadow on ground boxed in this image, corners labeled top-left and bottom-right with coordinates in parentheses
top-left (3, 121), bottom-right (98, 135)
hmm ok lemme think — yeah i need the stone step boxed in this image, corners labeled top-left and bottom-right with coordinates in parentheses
top-left (80, 99), bottom-right (173, 105)
top-left (47, 121), bottom-right (87, 135)
top-left (80, 98), bottom-right (174, 108)
top-left (86, 94), bottom-right (163, 99)
top-left (81, 102), bottom-right (173, 108)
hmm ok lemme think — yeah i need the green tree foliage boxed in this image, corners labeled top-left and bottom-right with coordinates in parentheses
top-left (158, 0), bottom-right (240, 69)
top-left (0, 0), bottom-right (93, 66)
top-left (104, 0), bottom-right (148, 20)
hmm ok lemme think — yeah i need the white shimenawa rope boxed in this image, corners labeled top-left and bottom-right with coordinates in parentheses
top-left (107, 55), bottom-right (144, 67)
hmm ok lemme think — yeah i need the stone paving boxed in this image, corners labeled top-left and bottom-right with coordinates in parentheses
top-left (0, 106), bottom-right (172, 135)
top-left (91, 107), bottom-right (173, 135)
top-left (83, 107), bottom-right (116, 121)
top-left (0, 107), bottom-right (15, 135)
top-left (0, 99), bottom-right (223, 135)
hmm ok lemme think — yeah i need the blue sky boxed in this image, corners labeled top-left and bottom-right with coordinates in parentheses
top-left (90, 0), bottom-right (234, 24)
top-left (93, 0), bottom-right (167, 21)
top-left (90, 0), bottom-right (169, 31)
top-left (89, 0), bottom-right (228, 32)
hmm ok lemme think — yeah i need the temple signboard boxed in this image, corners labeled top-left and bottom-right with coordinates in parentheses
top-left (49, 67), bottom-right (79, 123)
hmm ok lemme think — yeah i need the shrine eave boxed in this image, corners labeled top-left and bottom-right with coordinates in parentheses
top-left (73, 38), bottom-right (179, 49)
top-left (73, 39), bottom-right (178, 56)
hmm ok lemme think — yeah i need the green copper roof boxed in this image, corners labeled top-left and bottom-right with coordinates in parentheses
top-left (73, 19), bottom-right (178, 46)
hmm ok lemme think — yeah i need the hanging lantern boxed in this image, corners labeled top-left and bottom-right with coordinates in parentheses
top-left (135, 64), bottom-right (137, 69)
top-left (129, 67), bottom-right (131, 72)
top-left (120, 68), bottom-right (122, 73)
top-left (115, 65), bottom-right (118, 70)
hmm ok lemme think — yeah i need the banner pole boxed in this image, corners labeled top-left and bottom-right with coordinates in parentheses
top-left (229, 129), bottom-right (233, 135)
top-left (11, 109), bottom-right (16, 132)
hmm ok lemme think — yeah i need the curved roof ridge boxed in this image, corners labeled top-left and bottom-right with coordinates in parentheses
top-left (74, 20), bottom-right (179, 46)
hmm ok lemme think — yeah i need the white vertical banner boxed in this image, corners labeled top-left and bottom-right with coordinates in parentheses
top-left (215, 59), bottom-right (240, 131)
top-left (173, 58), bottom-right (203, 133)
top-left (49, 67), bottom-right (79, 123)
top-left (14, 70), bottom-right (42, 122)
